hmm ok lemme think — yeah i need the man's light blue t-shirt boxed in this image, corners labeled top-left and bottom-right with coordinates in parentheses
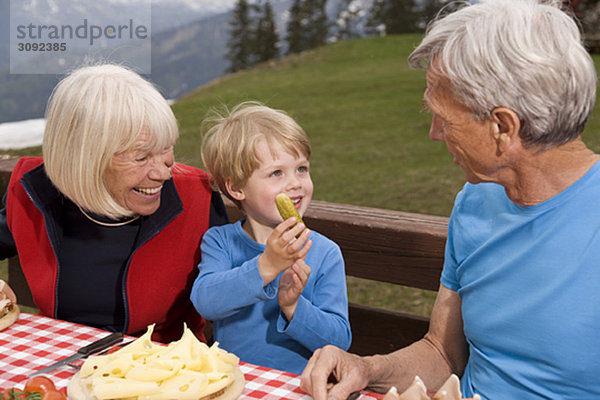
top-left (442, 161), bottom-right (600, 399)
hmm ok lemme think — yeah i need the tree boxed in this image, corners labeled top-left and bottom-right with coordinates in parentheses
top-left (227, 0), bottom-right (280, 72)
top-left (304, 0), bottom-right (329, 49)
top-left (367, 0), bottom-right (420, 36)
top-left (578, 0), bottom-right (600, 35)
top-left (419, 0), bottom-right (443, 30)
top-left (365, 0), bottom-right (387, 36)
top-left (286, 0), bottom-right (304, 54)
top-left (226, 0), bottom-right (252, 72)
top-left (285, 0), bottom-right (330, 54)
top-left (253, 0), bottom-right (279, 63)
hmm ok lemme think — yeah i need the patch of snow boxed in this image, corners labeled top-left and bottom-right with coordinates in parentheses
top-left (0, 119), bottom-right (46, 150)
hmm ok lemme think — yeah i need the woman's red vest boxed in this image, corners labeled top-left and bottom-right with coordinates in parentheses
top-left (5, 157), bottom-right (212, 343)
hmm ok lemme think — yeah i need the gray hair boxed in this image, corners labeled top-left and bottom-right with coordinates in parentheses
top-left (408, 0), bottom-right (597, 150)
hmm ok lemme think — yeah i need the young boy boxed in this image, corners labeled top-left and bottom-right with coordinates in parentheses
top-left (191, 102), bottom-right (351, 375)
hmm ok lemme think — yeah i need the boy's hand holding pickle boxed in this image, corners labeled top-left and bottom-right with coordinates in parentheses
top-left (258, 193), bottom-right (312, 286)
top-left (259, 216), bottom-right (311, 286)
top-left (272, 193), bottom-right (312, 320)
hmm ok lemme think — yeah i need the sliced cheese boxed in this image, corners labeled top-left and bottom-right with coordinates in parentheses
top-left (92, 377), bottom-right (160, 399)
top-left (74, 323), bottom-right (240, 400)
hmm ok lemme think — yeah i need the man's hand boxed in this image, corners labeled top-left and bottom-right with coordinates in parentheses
top-left (300, 345), bottom-right (371, 400)
top-left (259, 218), bottom-right (311, 285)
top-left (278, 259), bottom-right (311, 320)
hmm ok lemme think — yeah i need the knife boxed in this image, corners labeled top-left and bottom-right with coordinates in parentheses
top-left (28, 331), bottom-right (123, 377)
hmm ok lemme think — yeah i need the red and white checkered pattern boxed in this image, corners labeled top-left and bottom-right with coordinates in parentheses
top-left (0, 313), bottom-right (106, 389)
top-left (0, 313), bottom-right (382, 399)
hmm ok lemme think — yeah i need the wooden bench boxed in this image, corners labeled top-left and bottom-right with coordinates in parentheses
top-left (0, 157), bottom-right (448, 356)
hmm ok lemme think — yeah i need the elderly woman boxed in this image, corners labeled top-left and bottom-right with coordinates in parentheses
top-left (300, 1), bottom-right (599, 399)
top-left (0, 64), bottom-right (228, 343)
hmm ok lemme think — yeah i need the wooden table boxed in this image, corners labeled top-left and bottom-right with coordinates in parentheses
top-left (0, 313), bottom-right (382, 399)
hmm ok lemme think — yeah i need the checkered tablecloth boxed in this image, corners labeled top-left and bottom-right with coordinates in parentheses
top-left (0, 313), bottom-right (381, 399)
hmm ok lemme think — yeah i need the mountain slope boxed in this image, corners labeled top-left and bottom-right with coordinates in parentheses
top-left (150, 12), bottom-right (230, 99)
top-left (172, 35), bottom-right (600, 216)
top-left (147, 0), bottom-right (294, 99)
top-left (172, 35), bottom-right (464, 216)
top-left (4, 35), bottom-right (599, 215)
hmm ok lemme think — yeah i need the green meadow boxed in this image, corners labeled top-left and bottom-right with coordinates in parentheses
top-left (174, 35), bottom-right (467, 217)
top-left (2, 35), bottom-right (600, 317)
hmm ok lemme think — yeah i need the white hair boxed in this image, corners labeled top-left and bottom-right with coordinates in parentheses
top-left (408, 0), bottom-right (597, 150)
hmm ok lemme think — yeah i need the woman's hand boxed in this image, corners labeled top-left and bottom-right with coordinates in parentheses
top-left (300, 345), bottom-right (372, 400)
top-left (259, 218), bottom-right (311, 285)
top-left (278, 259), bottom-right (311, 320)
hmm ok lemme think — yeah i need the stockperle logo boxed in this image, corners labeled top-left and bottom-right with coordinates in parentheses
top-left (10, 0), bottom-right (151, 74)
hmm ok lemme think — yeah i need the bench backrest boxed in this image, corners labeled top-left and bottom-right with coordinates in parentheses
top-left (225, 198), bottom-right (448, 354)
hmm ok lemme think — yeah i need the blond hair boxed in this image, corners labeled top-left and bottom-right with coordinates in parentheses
top-left (201, 101), bottom-right (311, 207)
top-left (42, 64), bottom-right (178, 219)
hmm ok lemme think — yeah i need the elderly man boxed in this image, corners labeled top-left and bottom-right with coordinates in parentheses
top-left (300, 0), bottom-right (599, 399)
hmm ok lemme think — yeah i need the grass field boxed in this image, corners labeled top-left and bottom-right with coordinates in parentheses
top-left (2, 35), bottom-right (599, 318)
top-left (173, 35), bottom-right (468, 217)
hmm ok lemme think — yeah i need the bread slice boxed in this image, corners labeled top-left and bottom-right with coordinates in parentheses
top-left (0, 301), bottom-right (19, 331)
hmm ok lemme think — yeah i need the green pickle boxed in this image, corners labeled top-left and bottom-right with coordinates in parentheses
top-left (275, 193), bottom-right (304, 227)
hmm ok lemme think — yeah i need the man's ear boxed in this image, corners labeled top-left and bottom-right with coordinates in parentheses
top-left (491, 107), bottom-right (521, 152)
top-left (225, 179), bottom-right (245, 201)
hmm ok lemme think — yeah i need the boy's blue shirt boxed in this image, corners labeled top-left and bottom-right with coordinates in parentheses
top-left (191, 220), bottom-right (351, 374)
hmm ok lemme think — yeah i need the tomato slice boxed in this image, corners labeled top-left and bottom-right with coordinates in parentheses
top-left (1, 377), bottom-right (62, 400)
top-left (41, 391), bottom-right (66, 400)
top-left (24, 376), bottom-right (56, 395)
